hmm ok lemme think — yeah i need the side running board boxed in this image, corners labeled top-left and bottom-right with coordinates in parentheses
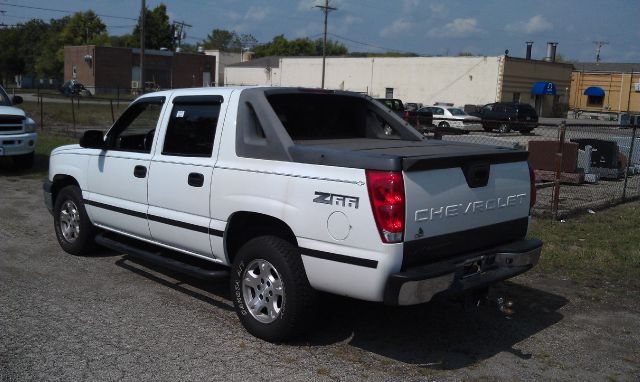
top-left (95, 233), bottom-right (229, 280)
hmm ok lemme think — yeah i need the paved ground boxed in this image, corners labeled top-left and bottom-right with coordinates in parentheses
top-left (1, 176), bottom-right (639, 382)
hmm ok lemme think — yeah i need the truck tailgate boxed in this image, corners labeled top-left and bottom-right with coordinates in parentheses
top-left (403, 160), bottom-right (531, 268)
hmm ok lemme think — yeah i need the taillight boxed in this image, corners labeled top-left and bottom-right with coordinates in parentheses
top-left (366, 170), bottom-right (405, 243)
top-left (528, 163), bottom-right (536, 212)
top-left (402, 110), bottom-right (410, 121)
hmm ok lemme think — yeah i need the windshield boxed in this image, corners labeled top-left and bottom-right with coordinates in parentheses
top-left (0, 86), bottom-right (11, 106)
top-left (447, 108), bottom-right (467, 116)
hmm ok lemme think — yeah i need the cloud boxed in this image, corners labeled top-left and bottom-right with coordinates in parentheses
top-left (505, 15), bottom-right (553, 34)
top-left (244, 6), bottom-right (269, 21)
top-left (428, 18), bottom-right (483, 38)
top-left (429, 3), bottom-right (448, 18)
top-left (380, 18), bottom-right (413, 37)
top-left (224, 11), bottom-right (242, 22)
top-left (402, 0), bottom-right (421, 12)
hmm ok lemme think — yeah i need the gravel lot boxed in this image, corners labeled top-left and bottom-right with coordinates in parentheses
top-left (1, 176), bottom-right (639, 381)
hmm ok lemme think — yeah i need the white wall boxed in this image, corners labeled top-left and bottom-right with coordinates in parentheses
top-left (205, 50), bottom-right (243, 86)
top-left (278, 56), bottom-right (502, 106)
top-left (224, 66), bottom-right (280, 86)
top-left (223, 56), bottom-right (503, 106)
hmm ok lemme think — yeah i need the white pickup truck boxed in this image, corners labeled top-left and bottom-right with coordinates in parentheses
top-left (1, 86), bottom-right (37, 168)
top-left (44, 87), bottom-right (542, 341)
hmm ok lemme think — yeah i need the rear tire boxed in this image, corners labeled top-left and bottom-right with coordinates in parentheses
top-left (230, 236), bottom-right (317, 342)
top-left (438, 121), bottom-right (450, 128)
top-left (497, 123), bottom-right (511, 133)
top-left (53, 185), bottom-right (97, 256)
top-left (13, 152), bottom-right (34, 169)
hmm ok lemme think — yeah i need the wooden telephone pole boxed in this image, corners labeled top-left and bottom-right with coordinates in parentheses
top-left (315, 0), bottom-right (337, 89)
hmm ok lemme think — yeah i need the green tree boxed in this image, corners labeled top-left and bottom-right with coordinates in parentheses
top-left (252, 35), bottom-right (347, 57)
top-left (35, 17), bottom-right (71, 78)
top-left (133, 4), bottom-right (174, 50)
top-left (202, 29), bottom-right (258, 52)
top-left (59, 11), bottom-right (107, 46)
top-left (0, 26), bottom-right (25, 84)
top-left (203, 29), bottom-right (235, 50)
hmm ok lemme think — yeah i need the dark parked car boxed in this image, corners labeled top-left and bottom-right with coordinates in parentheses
top-left (474, 102), bottom-right (538, 134)
top-left (375, 98), bottom-right (433, 133)
top-left (60, 80), bottom-right (92, 97)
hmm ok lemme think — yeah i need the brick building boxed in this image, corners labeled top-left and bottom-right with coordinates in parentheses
top-left (64, 45), bottom-right (216, 94)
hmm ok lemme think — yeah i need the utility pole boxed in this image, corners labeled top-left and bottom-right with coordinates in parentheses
top-left (593, 41), bottom-right (608, 63)
top-left (140, 0), bottom-right (145, 93)
top-left (172, 20), bottom-right (192, 50)
top-left (315, 0), bottom-right (336, 89)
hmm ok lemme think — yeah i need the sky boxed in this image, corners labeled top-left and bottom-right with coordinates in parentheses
top-left (2, 0), bottom-right (638, 62)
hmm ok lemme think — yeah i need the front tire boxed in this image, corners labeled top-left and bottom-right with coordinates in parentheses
top-left (231, 236), bottom-right (316, 342)
top-left (53, 185), bottom-right (97, 256)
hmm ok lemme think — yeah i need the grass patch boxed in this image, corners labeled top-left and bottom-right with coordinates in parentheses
top-left (20, 100), bottom-right (126, 129)
top-left (530, 202), bottom-right (640, 293)
top-left (0, 132), bottom-right (76, 177)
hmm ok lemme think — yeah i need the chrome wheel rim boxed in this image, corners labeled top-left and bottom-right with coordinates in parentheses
top-left (241, 259), bottom-right (284, 324)
top-left (59, 200), bottom-right (80, 243)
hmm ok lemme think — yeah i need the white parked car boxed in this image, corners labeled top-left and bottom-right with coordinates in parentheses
top-left (0, 85), bottom-right (37, 168)
top-left (419, 106), bottom-right (482, 132)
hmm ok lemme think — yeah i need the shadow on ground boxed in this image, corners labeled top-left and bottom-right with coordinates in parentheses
top-left (116, 254), bottom-right (567, 370)
top-left (0, 154), bottom-right (49, 177)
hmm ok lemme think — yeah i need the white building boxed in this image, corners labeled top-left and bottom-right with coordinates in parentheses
top-left (224, 55), bottom-right (573, 116)
top-left (204, 49), bottom-right (252, 87)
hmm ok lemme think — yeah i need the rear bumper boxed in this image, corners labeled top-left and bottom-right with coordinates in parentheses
top-left (0, 132), bottom-right (37, 156)
top-left (384, 238), bottom-right (542, 305)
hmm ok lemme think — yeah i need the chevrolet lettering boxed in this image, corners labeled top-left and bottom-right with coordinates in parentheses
top-left (415, 193), bottom-right (527, 222)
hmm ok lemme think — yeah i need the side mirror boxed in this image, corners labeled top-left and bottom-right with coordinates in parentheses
top-left (11, 95), bottom-right (23, 105)
top-left (79, 130), bottom-right (105, 149)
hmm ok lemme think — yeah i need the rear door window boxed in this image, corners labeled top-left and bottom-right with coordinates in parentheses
top-left (162, 97), bottom-right (222, 157)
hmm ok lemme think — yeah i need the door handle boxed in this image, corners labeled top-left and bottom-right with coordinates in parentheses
top-left (188, 172), bottom-right (205, 187)
top-left (133, 165), bottom-right (147, 178)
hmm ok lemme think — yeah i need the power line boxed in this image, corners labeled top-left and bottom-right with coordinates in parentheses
top-left (329, 32), bottom-right (419, 55)
top-left (1, 2), bottom-right (137, 20)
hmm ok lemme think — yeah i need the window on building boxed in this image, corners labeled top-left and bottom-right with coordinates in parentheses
top-left (385, 88), bottom-right (394, 98)
top-left (512, 92), bottom-right (521, 102)
top-left (162, 98), bottom-right (222, 157)
top-left (587, 95), bottom-right (604, 107)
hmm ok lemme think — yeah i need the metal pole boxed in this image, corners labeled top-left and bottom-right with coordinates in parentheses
top-left (110, 99), bottom-right (115, 123)
top-left (321, 0), bottom-right (328, 89)
top-left (39, 95), bottom-right (43, 131)
top-left (552, 120), bottom-right (566, 219)
top-left (140, 0), bottom-right (145, 94)
top-left (70, 95), bottom-right (76, 136)
top-left (622, 126), bottom-right (637, 200)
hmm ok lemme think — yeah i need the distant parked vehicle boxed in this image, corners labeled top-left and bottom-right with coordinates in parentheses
top-left (419, 106), bottom-right (481, 134)
top-left (0, 85), bottom-right (37, 168)
top-left (405, 102), bottom-right (423, 112)
top-left (473, 102), bottom-right (538, 134)
top-left (375, 98), bottom-right (433, 132)
top-left (60, 80), bottom-right (92, 97)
